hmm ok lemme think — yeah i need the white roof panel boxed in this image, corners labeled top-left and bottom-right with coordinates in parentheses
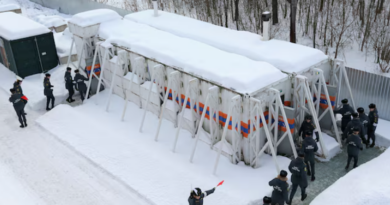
top-left (69, 9), bottom-right (122, 27)
top-left (0, 12), bottom-right (50, 40)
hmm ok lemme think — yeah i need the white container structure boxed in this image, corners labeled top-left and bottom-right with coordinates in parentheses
top-left (67, 10), bottom-right (301, 175)
top-left (126, 10), bottom-right (357, 153)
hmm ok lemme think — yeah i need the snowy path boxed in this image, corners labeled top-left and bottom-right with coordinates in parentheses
top-left (291, 145), bottom-right (383, 205)
top-left (0, 90), bottom-right (151, 205)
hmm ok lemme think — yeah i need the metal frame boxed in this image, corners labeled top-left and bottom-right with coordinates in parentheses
top-left (331, 60), bottom-right (356, 109)
top-left (106, 50), bottom-right (127, 112)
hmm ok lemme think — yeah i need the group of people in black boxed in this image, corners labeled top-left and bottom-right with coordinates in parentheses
top-left (264, 98), bottom-right (379, 205)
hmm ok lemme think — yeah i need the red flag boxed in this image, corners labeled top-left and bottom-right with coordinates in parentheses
top-left (217, 180), bottom-right (224, 187)
top-left (21, 96), bottom-right (28, 101)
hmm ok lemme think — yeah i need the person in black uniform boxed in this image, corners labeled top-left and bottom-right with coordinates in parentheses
top-left (268, 170), bottom-right (289, 205)
top-left (65, 67), bottom-right (75, 103)
top-left (357, 107), bottom-right (370, 148)
top-left (343, 113), bottom-right (366, 144)
top-left (345, 127), bottom-right (363, 170)
top-left (9, 88), bottom-right (27, 128)
top-left (298, 115), bottom-right (319, 142)
top-left (333, 99), bottom-right (354, 134)
top-left (301, 131), bottom-right (318, 181)
top-left (288, 152), bottom-right (308, 203)
top-left (188, 187), bottom-right (215, 205)
top-left (44, 73), bottom-right (55, 111)
top-left (263, 196), bottom-right (272, 205)
top-left (74, 69), bottom-right (89, 101)
top-left (13, 79), bottom-right (23, 95)
top-left (367, 103), bottom-right (379, 148)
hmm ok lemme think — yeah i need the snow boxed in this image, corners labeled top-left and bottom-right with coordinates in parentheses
top-left (98, 19), bottom-right (287, 94)
top-left (311, 148), bottom-right (390, 205)
top-left (375, 118), bottom-right (390, 148)
top-left (54, 28), bottom-right (77, 58)
top-left (0, 3), bottom-right (20, 12)
top-left (36, 15), bottom-right (66, 28)
top-left (0, 12), bottom-right (50, 40)
top-left (0, 63), bottom-right (69, 111)
top-left (316, 133), bottom-right (342, 162)
top-left (69, 9), bottom-right (122, 27)
top-left (125, 10), bottom-right (329, 73)
top-left (36, 91), bottom-right (292, 205)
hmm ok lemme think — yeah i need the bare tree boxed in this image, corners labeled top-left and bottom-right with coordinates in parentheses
top-left (288, 0), bottom-right (297, 43)
top-left (272, 0), bottom-right (279, 25)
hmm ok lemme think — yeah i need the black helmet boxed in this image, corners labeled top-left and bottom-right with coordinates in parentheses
top-left (74, 69), bottom-right (79, 73)
top-left (45, 73), bottom-right (51, 77)
top-left (67, 67), bottom-right (72, 71)
top-left (353, 127), bottom-right (360, 132)
top-left (263, 196), bottom-right (272, 203)
top-left (341, 99), bottom-right (348, 104)
top-left (357, 107), bottom-right (364, 113)
top-left (305, 115), bottom-right (313, 120)
top-left (369, 104), bottom-right (376, 109)
top-left (305, 130), bottom-right (313, 136)
top-left (280, 170), bottom-right (288, 177)
top-left (192, 188), bottom-right (202, 196)
top-left (352, 113), bottom-right (358, 118)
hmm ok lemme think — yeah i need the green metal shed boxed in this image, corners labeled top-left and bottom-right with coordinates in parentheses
top-left (0, 12), bottom-right (59, 78)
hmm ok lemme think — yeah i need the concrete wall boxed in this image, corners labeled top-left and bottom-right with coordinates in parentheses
top-left (30, 0), bottom-right (131, 16)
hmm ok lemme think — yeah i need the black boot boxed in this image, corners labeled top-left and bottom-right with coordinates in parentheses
top-left (307, 171), bottom-right (311, 176)
top-left (20, 124), bottom-right (25, 128)
top-left (311, 176), bottom-right (316, 181)
top-left (370, 143), bottom-right (375, 148)
top-left (301, 193), bottom-right (307, 201)
top-left (46, 108), bottom-right (51, 111)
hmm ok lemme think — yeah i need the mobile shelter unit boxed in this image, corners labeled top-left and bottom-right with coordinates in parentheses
top-left (67, 9), bottom-right (298, 174)
top-left (0, 12), bottom-right (59, 78)
top-left (126, 10), bottom-right (357, 156)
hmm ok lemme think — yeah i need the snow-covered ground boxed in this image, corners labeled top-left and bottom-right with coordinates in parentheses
top-left (54, 28), bottom-right (77, 58)
top-left (0, 64), bottom-right (70, 111)
top-left (35, 91), bottom-right (292, 205)
top-left (316, 133), bottom-right (342, 162)
top-left (375, 118), bottom-right (390, 148)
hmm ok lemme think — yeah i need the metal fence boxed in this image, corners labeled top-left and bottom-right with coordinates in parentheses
top-left (340, 67), bottom-right (390, 121)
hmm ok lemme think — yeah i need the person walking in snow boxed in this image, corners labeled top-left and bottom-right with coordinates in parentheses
top-left (268, 170), bottom-right (289, 205)
top-left (345, 127), bottom-right (363, 170)
top-left (65, 67), bottom-right (75, 103)
top-left (74, 69), bottom-right (89, 102)
top-left (288, 152), bottom-right (308, 204)
top-left (13, 79), bottom-right (23, 95)
top-left (298, 115), bottom-right (319, 142)
top-left (343, 113), bottom-right (366, 144)
top-left (367, 103), bottom-right (379, 148)
top-left (188, 187), bottom-right (215, 205)
top-left (357, 107), bottom-right (370, 148)
top-left (301, 131), bottom-right (318, 181)
top-left (9, 88), bottom-right (27, 128)
top-left (263, 196), bottom-right (272, 205)
top-left (44, 73), bottom-right (55, 111)
top-left (333, 99), bottom-right (354, 134)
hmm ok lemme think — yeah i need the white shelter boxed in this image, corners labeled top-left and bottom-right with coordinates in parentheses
top-left (67, 9), bottom-right (299, 174)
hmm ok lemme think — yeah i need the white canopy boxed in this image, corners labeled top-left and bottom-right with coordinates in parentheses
top-left (0, 12), bottom-right (50, 40)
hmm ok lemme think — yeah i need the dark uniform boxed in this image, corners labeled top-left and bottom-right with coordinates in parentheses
top-left (74, 73), bottom-right (89, 101)
top-left (13, 80), bottom-right (23, 95)
top-left (301, 134), bottom-right (318, 181)
top-left (268, 177), bottom-right (289, 205)
top-left (9, 93), bottom-right (27, 127)
top-left (44, 76), bottom-right (55, 110)
top-left (333, 101), bottom-right (354, 133)
top-left (358, 109), bottom-right (370, 141)
top-left (288, 156), bottom-right (308, 203)
top-left (298, 116), bottom-right (319, 141)
top-left (346, 132), bottom-right (363, 169)
top-left (65, 71), bottom-right (74, 102)
top-left (188, 188), bottom-right (215, 205)
top-left (368, 106), bottom-right (378, 147)
top-left (343, 117), bottom-right (366, 144)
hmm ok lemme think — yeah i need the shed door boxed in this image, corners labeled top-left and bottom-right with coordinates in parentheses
top-left (35, 33), bottom-right (59, 73)
top-left (11, 37), bottom-right (42, 77)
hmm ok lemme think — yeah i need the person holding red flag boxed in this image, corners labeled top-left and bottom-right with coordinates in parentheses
top-left (188, 181), bottom-right (223, 205)
top-left (9, 88), bottom-right (28, 128)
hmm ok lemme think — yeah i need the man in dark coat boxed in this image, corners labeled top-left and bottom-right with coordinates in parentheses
top-left (263, 196), bottom-right (272, 205)
top-left (268, 170), bottom-right (289, 205)
top-left (298, 115), bottom-right (319, 142)
top-left (44, 73), bottom-right (55, 111)
top-left (188, 187), bottom-right (215, 205)
top-left (65, 67), bottom-right (75, 103)
top-left (343, 113), bottom-right (366, 144)
top-left (357, 107), bottom-right (370, 147)
top-left (345, 127), bottom-right (363, 169)
top-left (367, 103), bottom-right (379, 148)
top-left (301, 131), bottom-right (318, 181)
top-left (9, 88), bottom-right (27, 128)
top-left (74, 69), bottom-right (89, 101)
top-left (333, 99), bottom-right (354, 133)
top-left (13, 79), bottom-right (23, 95)
top-left (288, 152), bottom-right (308, 203)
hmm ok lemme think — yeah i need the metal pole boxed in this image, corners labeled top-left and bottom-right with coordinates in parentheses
top-left (121, 62), bottom-right (138, 121)
top-left (106, 57), bottom-right (120, 112)
top-left (173, 78), bottom-right (197, 152)
top-left (95, 48), bottom-right (108, 102)
top-left (336, 61), bottom-right (343, 108)
top-left (342, 65), bottom-right (356, 110)
top-left (85, 42), bottom-right (100, 102)
top-left (139, 67), bottom-right (158, 131)
top-left (66, 37), bottom-right (75, 69)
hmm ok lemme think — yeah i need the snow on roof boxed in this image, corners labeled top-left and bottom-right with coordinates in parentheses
top-left (99, 19), bottom-right (287, 94)
top-left (36, 15), bottom-right (66, 28)
top-left (0, 4), bottom-right (20, 12)
top-left (0, 12), bottom-right (50, 40)
top-left (69, 9), bottom-right (121, 27)
top-left (126, 10), bottom-right (329, 73)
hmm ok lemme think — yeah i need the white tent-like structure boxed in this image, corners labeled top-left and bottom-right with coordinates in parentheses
top-left (67, 9), bottom-right (299, 174)
top-left (126, 10), bottom-right (357, 156)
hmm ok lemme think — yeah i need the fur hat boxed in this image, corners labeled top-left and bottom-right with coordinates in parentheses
top-left (357, 107), bottom-right (364, 113)
top-left (280, 170), bottom-right (288, 178)
top-left (369, 104), bottom-right (376, 109)
top-left (305, 115), bottom-right (313, 120)
top-left (74, 69), bottom-right (79, 73)
top-left (67, 67), bottom-right (72, 71)
top-left (352, 113), bottom-right (358, 118)
top-left (341, 99), bottom-right (348, 104)
top-left (45, 73), bottom-right (51, 77)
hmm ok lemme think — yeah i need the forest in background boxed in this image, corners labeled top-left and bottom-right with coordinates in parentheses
top-left (95, 0), bottom-right (390, 74)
